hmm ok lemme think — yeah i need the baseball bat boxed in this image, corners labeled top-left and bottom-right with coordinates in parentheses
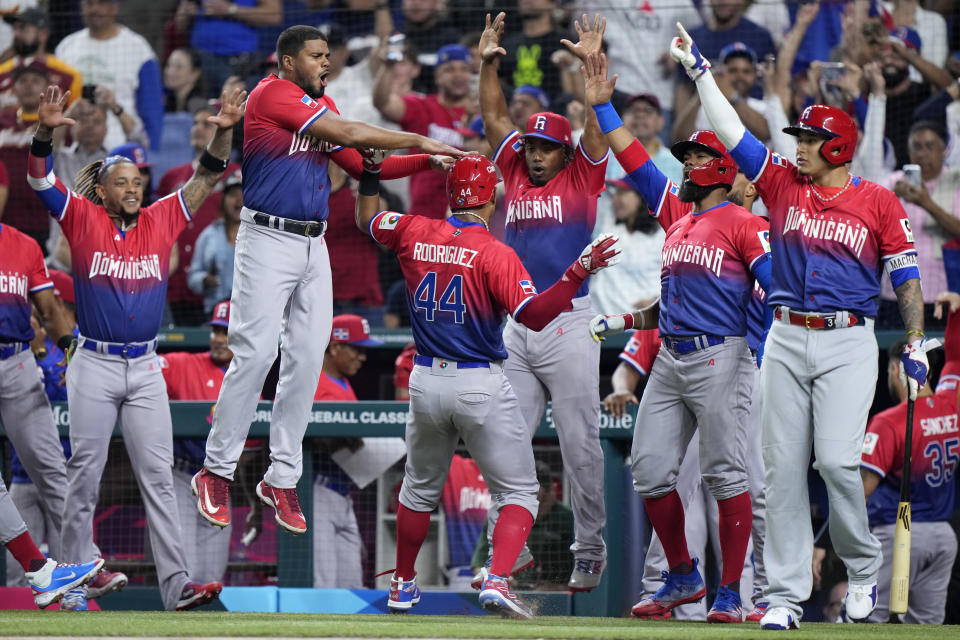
top-left (890, 395), bottom-right (914, 614)
top-left (890, 338), bottom-right (942, 613)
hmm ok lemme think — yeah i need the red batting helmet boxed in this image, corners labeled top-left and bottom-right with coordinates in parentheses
top-left (783, 104), bottom-right (858, 165)
top-left (670, 130), bottom-right (737, 188)
top-left (447, 155), bottom-right (500, 211)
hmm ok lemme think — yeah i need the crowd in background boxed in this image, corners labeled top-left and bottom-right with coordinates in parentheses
top-left (0, 0), bottom-right (955, 329)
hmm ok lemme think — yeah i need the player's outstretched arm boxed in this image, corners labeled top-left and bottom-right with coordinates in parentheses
top-left (478, 12), bottom-right (514, 152)
top-left (589, 298), bottom-right (659, 342)
top-left (306, 109), bottom-right (466, 158)
top-left (560, 15), bottom-right (608, 161)
top-left (29, 85), bottom-right (78, 214)
top-left (516, 234), bottom-right (620, 331)
top-left (670, 23), bottom-right (767, 179)
top-left (181, 88), bottom-right (246, 214)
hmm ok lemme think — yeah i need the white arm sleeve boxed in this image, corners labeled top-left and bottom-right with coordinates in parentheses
top-left (694, 71), bottom-right (747, 151)
top-left (762, 93), bottom-right (796, 161)
top-left (851, 94), bottom-right (887, 183)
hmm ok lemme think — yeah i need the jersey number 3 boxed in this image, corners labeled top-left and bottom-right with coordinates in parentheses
top-left (414, 272), bottom-right (466, 324)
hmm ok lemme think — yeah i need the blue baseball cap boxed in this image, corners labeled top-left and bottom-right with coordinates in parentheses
top-left (512, 85), bottom-right (550, 109)
top-left (436, 44), bottom-right (471, 67)
top-left (719, 42), bottom-right (758, 66)
top-left (108, 142), bottom-right (151, 168)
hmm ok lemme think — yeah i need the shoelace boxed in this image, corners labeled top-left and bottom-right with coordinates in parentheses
top-left (713, 588), bottom-right (740, 609)
top-left (574, 559), bottom-right (600, 573)
top-left (211, 475), bottom-right (229, 507)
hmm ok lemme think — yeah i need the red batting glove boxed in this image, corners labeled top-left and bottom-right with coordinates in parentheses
top-left (568, 233), bottom-right (621, 281)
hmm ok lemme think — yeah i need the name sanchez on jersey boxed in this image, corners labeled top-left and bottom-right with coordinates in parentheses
top-left (0, 273), bottom-right (27, 298)
top-left (921, 414), bottom-right (960, 437)
top-left (90, 252), bottom-right (163, 281)
top-left (663, 241), bottom-right (725, 277)
top-left (506, 195), bottom-right (564, 224)
top-left (783, 206), bottom-right (869, 258)
top-left (412, 242), bottom-right (478, 269)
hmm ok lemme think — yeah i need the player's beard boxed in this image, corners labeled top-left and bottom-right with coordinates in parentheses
top-left (119, 208), bottom-right (140, 225)
top-left (13, 39), bottom-right (39, 56)
top-left (678, 179), bottom-right (719, 203)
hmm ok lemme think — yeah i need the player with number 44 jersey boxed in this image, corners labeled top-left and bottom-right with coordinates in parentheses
top-left (355, 154), bottom-right (619, 618)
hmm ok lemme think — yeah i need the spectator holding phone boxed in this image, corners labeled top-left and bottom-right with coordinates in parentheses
top-left (878, 120), bottom-right (960, 327)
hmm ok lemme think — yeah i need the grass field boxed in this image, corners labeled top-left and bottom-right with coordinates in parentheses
top-left (2, 612), bottom-right (960, 639)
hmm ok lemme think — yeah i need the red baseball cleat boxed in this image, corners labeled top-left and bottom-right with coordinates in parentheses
top-left (176, 581), bottom-right (222, 611)
top-left (256, 480), bottom-right (306, 534)
top-left (746, 601), bottom-right (768, 622)
top-left (192, 468), bottom-right (231, 527)
top-left (86, 569), bottom-right (128, 599)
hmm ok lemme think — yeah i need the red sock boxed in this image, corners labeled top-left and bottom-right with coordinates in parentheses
top-left (395, 504), bottom-right (431, 580)
top-left (717, 491), bottom-right (753, 587)
top-left (489, 505), bottom-right (534, 577)
top-left (6, 531), bottom-right (46, 572)
top-left (643, 490), bottom-right (691, 570)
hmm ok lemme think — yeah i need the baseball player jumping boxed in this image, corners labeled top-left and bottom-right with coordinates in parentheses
top-left (858, 292), bottom-right (960, 624)
top-left (672, 23), bottom-right (927, 629)
top-left (28, 84), bottom-right (242, 611)
top-left (478, 12), bottom-right (611, 590)
top-left (584, 51), bottom-right (771, 623)
top-left (195, 26), bottom-right (465, 536)
top-left (356, 153), bottom-right (620, 618)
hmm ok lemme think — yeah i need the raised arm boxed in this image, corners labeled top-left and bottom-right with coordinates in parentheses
top-left (478, 12), bottom-right (514, 151)
top-left (584, 53), bottom-right (669, 207)
top-left (180, 88), bottom-right (246, 214)
top-left (671, 22), bottom-right (769, 179)
top-left (559, 14), bottom-right (609, 160)
top-left (371, 55), bottom-right (407, 123)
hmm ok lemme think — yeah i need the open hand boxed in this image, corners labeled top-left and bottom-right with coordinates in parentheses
top-left (934, 291), bottom-right (960, 319)
top-left (418, 137), bottom-right (469, 158)
top-left (478, 12), bottom-right (507, 64)
top-left (37, 85), bottom-right (76, 132)
top-left (603, 390), bottom-right (639, 418)
top-left (582, 52), bottom-right (617, 106)
top-left (560, 14), bottom-right (606, 62)
top-left (208, 87), bottom-right (246, 129)
top-left (429, 154), bottom-right (456, 173)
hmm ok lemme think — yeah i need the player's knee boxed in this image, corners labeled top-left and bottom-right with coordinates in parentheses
top-left (494, 490), bottom-right (539, 521)
top-left (630, 455), bottom-right (673, 496)
top-left (814, 457), bottom-right (860, 489)
top-left (398, 482), bottom-right (441, 512)
top-left (702, 473), bottom-right (749, 501)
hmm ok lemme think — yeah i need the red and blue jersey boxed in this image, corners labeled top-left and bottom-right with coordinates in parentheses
top-left (729, 131), bottom-right (919, 316)
top-left (614, 140), bottom-right (770, 339)
top-left (0, 224), bottom-right (53, 342)
top-left (28, 154), bottom-right (190, 343)
top-left (242, 75), bottom-right (341, 221)
top-left (370, 212), bottom-right (537, 362)
top-left (314, 372), bottom-right (357, 401)
top-left (619, 329), bottom-right (660, 377)
top-left (441, 454), bottom-right (490, 567)
top-left (493, 130), bottom-right (607, 299)
top-left (159, 351), bottom-right (227, 401)
top-left (862, 389), bottom-right (958, 526)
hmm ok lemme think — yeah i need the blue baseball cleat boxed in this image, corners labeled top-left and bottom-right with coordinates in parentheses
top-left (631, 557), bottom-right (706, 618)
top-left (60, 587), bottom-right (89, 611)
top-left (707, 585), bottom-right (743, 623)
top-left (27, 558), bottom-right (104, 609)
top-left (479, 573), bottom-right (534, 619)
top-left (387, 574), bottom-right (421, 612)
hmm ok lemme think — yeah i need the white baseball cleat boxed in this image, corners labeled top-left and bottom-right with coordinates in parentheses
top-left (759, 605), bottom-right (800, 630)
top-left (840, 583), bottom-right (877, 622)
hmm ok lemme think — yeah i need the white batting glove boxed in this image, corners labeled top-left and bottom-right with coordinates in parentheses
top-left (669, 22), bottom-right (711, 81)
top-left (589, 313), bottom-right (634, 343)
top-left (900, 338), bottom-right (933, 400)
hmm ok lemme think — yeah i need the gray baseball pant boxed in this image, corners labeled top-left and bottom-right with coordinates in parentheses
top-left (312, 481), bottom-right (363, 588)
top-left (0, 350), bottom-right (66, 560)
top-left (500, 296), bottom-right (605, 561)
top-left (172, 467), bottom-right (230, 584)
top-left (760, 319), bottom-right (882, 619)
top-left (400, 360), bottom-right (539, 521)
top-left (62, 347), bottom-right (190, 610)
